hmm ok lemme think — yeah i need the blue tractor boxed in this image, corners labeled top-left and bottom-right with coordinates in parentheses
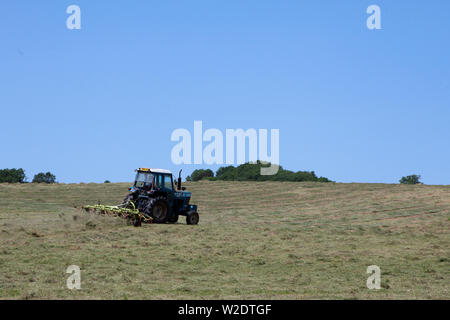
top-left (122, 168), bottom-right (199, 226)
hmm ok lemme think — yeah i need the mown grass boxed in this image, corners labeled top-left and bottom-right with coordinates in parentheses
top-left (0, 181), bottom-right (448, 299)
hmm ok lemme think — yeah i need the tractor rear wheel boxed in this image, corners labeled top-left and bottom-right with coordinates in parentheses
top-left (145, 197), bottom-right (169, 223)
top-left (186, 211), bottom-right (199, 225)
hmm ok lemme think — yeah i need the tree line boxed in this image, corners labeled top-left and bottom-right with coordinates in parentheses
top-left (0, 168), bottom-right (56, 183)
top-left (0, 166), bottom-right (423, 185)
top-left (186, 162), bottom-right (332, 182)
top-left (186, 162), bottom-right (424, 185)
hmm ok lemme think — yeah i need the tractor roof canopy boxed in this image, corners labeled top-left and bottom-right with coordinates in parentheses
top-left (137, 168), bottom-right (172, 175)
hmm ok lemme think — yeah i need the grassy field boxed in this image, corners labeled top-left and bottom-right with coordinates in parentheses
top-left (0, 181), bottom-right (448, 299)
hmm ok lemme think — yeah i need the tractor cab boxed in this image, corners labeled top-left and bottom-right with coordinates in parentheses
top-left (133, 168), bottom-right (173, 191)
top-left (134, 170), bottom-right (154, 189)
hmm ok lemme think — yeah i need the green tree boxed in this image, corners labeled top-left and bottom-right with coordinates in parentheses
top-left (215, 166), bottom-right (237, 181)
top-left (0, 168), bottom-right (26, 183)
top-left (399, 174), bottom-right (421, 185)
top-left (32, 172), bottom-right (56, 184)
top-left (190, 169), bottom-right (214, 181)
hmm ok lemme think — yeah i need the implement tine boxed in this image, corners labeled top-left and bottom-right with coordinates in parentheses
top-left (82, 203), bottom-right (152, 225)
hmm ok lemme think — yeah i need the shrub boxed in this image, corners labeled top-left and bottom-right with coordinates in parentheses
top-left (190, 169), bottom-right (214, 181)
top-left (399, 175), bottom-right (421, 185)
top-left (32, 172), bottom-right (56, 184)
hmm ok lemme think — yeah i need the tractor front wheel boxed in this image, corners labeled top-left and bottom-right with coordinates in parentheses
top-left (186, 211), bottom-right (199, 225)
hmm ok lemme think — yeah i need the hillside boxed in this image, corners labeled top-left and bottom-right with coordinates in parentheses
top-left (0, 181), bottom-right (448, 299)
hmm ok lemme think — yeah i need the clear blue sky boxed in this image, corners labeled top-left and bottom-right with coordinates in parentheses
top-left (1, 1), bottom-right (449, 184)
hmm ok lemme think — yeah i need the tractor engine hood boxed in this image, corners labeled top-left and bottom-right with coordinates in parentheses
top-left (174, 191), bottom-right (191, 199)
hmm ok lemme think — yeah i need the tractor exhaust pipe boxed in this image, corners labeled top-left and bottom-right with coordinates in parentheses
top-left (177, 169), bottom-right (182, 190)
